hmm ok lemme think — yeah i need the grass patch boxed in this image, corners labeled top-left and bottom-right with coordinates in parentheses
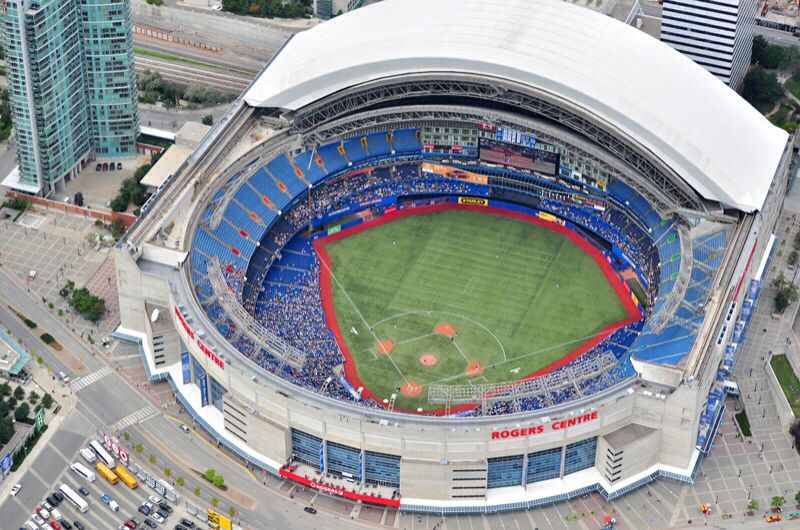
top-left (13, 310), bottom-right (36, 329)
top-left (735, 410), bottom-right (752, 437)
top-left (786, 76), bottom-right (800, 100)
top-left (134, 48), bottom-right (252, 76)
top-left (770, 104), bottom-right (793, 125)
top-left (771, 354), bottom-right (800, 417)
top-left (325, 209), bottom-right (630, 410)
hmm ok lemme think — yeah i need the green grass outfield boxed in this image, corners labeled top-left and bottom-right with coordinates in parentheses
top-left (324, 209), bottom-right (629, 411)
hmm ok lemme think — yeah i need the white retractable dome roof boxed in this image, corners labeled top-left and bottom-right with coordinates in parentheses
top-left (245, 0), bottom-right (788, 212)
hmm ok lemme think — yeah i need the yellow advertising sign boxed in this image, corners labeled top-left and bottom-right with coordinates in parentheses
top-left (208, 509), bottom-right (232, 530)
top-left (538, 211), bottom-right (557, 222)
top-left (458, 197), bottom-right (488, 206)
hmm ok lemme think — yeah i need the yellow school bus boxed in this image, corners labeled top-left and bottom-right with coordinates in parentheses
top-left (95, 462), bottom-right (118, 485)
top-left (114, 465), bottom-right (138, 489)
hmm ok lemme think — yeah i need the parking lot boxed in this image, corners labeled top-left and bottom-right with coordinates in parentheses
top-left (2, 411), bottom-right (187, 530)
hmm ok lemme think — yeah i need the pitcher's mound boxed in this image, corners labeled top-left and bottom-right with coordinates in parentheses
top-left (435, 323), bottom-right (456, 337)
top-left (466, 361), bottom-right (484, 376)
top-left (419, 353), bottom-right (438, 367)
top-left (375, 339), bottom-right (395, 355)
top-left (400, 381), bottom-right (424, 397)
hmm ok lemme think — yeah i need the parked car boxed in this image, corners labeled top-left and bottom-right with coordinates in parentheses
top-left (117, 162), bottom-right (122, 170)
top-left (148, 495), bottom-right (161, 505)
top-left (36, 506), bottom-right (50, 519)
top-left (158, 502), bottom-right (172, 513)
top-left (73, 521), bottom-right (85, 530)
top-left (143, 518), bottom-right (156, 528)
top-left (47, 521), bottom-right (61, 530)
top-left (123, 520), bottom-right (136, 529)
top-left (150, 512), bottom-right (164, 524)
top-left (60, 521), bottom-right (72, 530)
top-left (46, 495), bottom-right (59, 507)
top-left (137, 505), bottom-right (150, 516)
top-left (9, 483), bottom-right (21, 496)
top-left (32, 514), bottom-right (45, 526)
top-left (78, 487), bottom-right (89, 496)
top-left (53, 491), bottom-right (64, 503)
top-left (42, 500), bottom-right (54, 511)
top-left (95, 163), bottom-right (101, 171)
top-left (179, 518), bottom-right (194, 527)
top-left (304, 507), bottom-right (317, 514)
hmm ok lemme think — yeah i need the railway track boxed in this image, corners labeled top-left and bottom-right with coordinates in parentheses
top-left (135, 55), bottom-right (252, 93)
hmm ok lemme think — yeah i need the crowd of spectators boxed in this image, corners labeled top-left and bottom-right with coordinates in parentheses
top-left (197, 158), bottom-right (672, 416)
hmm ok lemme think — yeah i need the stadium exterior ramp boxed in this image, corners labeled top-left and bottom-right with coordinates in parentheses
top-left (115, 0), bottom-right (794, 515)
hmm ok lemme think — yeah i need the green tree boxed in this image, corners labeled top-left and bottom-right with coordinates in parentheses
top-left (41, 393), bottom-right (53, 410)
top-left (123, 431), bottom-right (131, 443)
top-left (110, 194), bottom-right (129, 212)
top-left (176, 476), bottom-right (185, 487)
top-left (27, 391), bottom-right (39, 405)
top-left (0, 382), bottom-right (10, 397)
top-left (772, 495), bottom-right (785, 510)
top-left (202, 114), bottom-right (214, 126)
top-left (742, 67), bottom-right (784, 110)
top-left (204, 468), bottom-right (216, 482)
top-left (13, 385), bottom-right (25, 401)
top-left (163, 467), bottom-right (172, 478)
top-left (210, 496), bottom-right (219, 508)
top-left (193, 486), bottom-right (201, 497)
top-left (68, 287), bottom-right (105, 322)
top-left (213, 475), bottom-right (224, 487)
top-left (227, 505), bottom-right (236, 518)
top-left (795, 490), bottom-right (800, 505)
top-left (148, 453), bottom-right (157, 465)
top-left (0, 416), bottom-right (13, 444)
top-left (13, 402), bottom-right (29, 421)
top-left (134, 443), bottom-right (144, 455)
top-left (747, 498), bottom-right (759, 513)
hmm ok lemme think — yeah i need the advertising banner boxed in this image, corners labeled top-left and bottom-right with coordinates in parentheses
top-left (181, 352), bottom-right (191, 385)
top-left (457, 197), bottom-right (488, 206)
top-left (208, 509), bottom-right (232, 530)
top-left (421, 162), bottom-right (489, 184)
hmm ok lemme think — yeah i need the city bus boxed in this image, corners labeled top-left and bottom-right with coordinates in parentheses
top-left (70, 462), bottom-right (96, 483)
top-left (58, 484), bottom-right (88, 513)
top-left (95, 462), bottom-right (119, 485)
top-left (114, 465), bottom-right (138, 489)
top-left (89, 440), bottom-right (115, 468)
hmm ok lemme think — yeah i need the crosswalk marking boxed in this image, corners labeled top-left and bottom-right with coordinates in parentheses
top-left (70, 366), bottom-right (112, 391)
top-left (110, 405), bottom-right (159, 431)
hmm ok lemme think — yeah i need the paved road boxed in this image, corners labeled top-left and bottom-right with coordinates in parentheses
top-left (756, 25), bottom-right (800, 47)
top-left (140, 103), bottom-right (231, 133)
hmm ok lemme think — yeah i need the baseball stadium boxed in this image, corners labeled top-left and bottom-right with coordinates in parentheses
top-left (114, 0), bottom-right (793, 514)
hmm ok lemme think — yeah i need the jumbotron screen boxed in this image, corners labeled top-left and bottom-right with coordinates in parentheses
top-left (479, 138), bottom-right (560, 176)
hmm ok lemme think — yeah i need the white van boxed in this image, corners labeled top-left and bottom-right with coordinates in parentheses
top-left (109, 500), bottom-right (120, 512)
top-left (79, 448), bottom-right (96, 464)
top-left (25, 521), bottom-right (38, 530)
top-left (50, 508), bottom-right (62, 521)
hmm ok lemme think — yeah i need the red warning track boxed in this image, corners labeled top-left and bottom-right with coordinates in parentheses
top-left (313, 202), bottom-right (642, 416)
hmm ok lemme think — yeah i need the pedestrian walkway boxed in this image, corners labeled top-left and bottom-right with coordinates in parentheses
top-left (110, 404), bottom-right (159, 431)
top-left (70, 365), bottom-right (112, 391)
